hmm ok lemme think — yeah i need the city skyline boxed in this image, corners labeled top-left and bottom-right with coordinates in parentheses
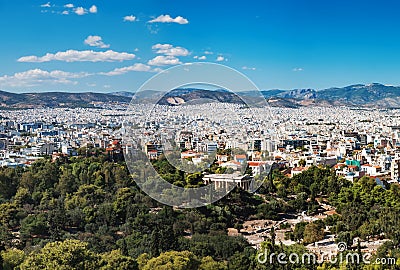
top-left (2, 0), bottom-right (400, 92)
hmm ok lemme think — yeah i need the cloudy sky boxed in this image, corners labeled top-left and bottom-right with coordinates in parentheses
top-left (1, 0), bottom-right (400, 92)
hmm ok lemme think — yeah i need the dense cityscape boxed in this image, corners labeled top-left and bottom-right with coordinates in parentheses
top-left (4, 104), bottom-right (400, 185)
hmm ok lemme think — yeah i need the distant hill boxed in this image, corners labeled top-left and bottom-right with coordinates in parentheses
top-left (239, 83), bottom-right (400, 107)
top-left (127, 88), bottom-right (258, 106)
top-left (277, 89), bottom-right (317, 99)
top-left (240, 90), bottom-right (285, 99)
top-left (316, 83), bottom-right (400, 105)
top-left (2, 83), bottom-right (400, 108)
top-left (0, 91), bottom-right (131, 108)
top-left (156, 88), bottom-right (246, 106)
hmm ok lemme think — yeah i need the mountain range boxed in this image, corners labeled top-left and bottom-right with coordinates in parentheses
top-left (124, 83), bottom-right (400, 108)
top-left (1, 83), bottom-right (400, 108)
top-left (274, 83), bottom-right (400, 108)
top-left (0, 91), bottom-right (131, 109)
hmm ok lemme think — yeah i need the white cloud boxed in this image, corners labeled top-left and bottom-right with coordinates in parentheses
top-left (100, 63), bottom-right (159, 76)
top-left (89, 5), bottom-right (97, 14)
top-left (84, 35), bottom-right (110, 48)
top-left (194, 55), bottom-right (206, 60)
top-left (41, 2), bottom-right (51, 7)
top-left (148, 55), bottom-right (182, 66)
top-left (18, 50), bottom-right (136, 62)
top-left (152, 43), bottom-right (189, 56)
top-left (148, 14), bottom-right (189, 24)
top-left (74, 7), bottom-right (87, 15)
top-left (242, 66), bottom-right (256, 70)
top-left (216, 56), bottom-right (225, 62)
top-left (123, 15), bottom-right (136, 22)
top-left (293, 67), bottom-right (303, 72)
top-left (0, 69), bottom-right (89, 87)
top-left (64, 5), bottom-right (96, 15)
top-left (204, 51), bottom-right (213, 55)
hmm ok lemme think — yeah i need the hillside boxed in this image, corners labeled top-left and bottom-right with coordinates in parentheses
top-left (0, 91), bottom-right (131, 108)
top-left (157, 88), bottom-right (246, 106)
top-left (2, 83), bottom-right (400, 108)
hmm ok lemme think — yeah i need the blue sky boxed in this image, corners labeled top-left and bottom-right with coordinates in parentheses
top-left (1, 0), bottom-right (400, 92)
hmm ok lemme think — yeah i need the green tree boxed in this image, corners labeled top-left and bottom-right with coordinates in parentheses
top-left (20, 239), bottom-right (101, 270)
top-left (20, 214), bottom-right (49, 239)
top-left (1, 248), bottom-right (25, 270)
top-left (0, 167), bottom-right (19, 200)
top-left (0, 203), bottom-right (18, 229)
top-left (199, 256), bottom-right (227, 270)
top-left (185, 172), bottom-right (203, 187)
top-left (298, 159), bottom-right (306, 167)
top-left (336, 231), bottom-right (352, 248)
top-left (291, 222), bottom-right (307, 242)
top-left (303, 222), bottom-right (325, 244)
top-left (227, 250), bottom-right (255, 270)
top-left (140, 250), bottom-right (200, 270)
top-left (100, 249), bottom-right (138, 270)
